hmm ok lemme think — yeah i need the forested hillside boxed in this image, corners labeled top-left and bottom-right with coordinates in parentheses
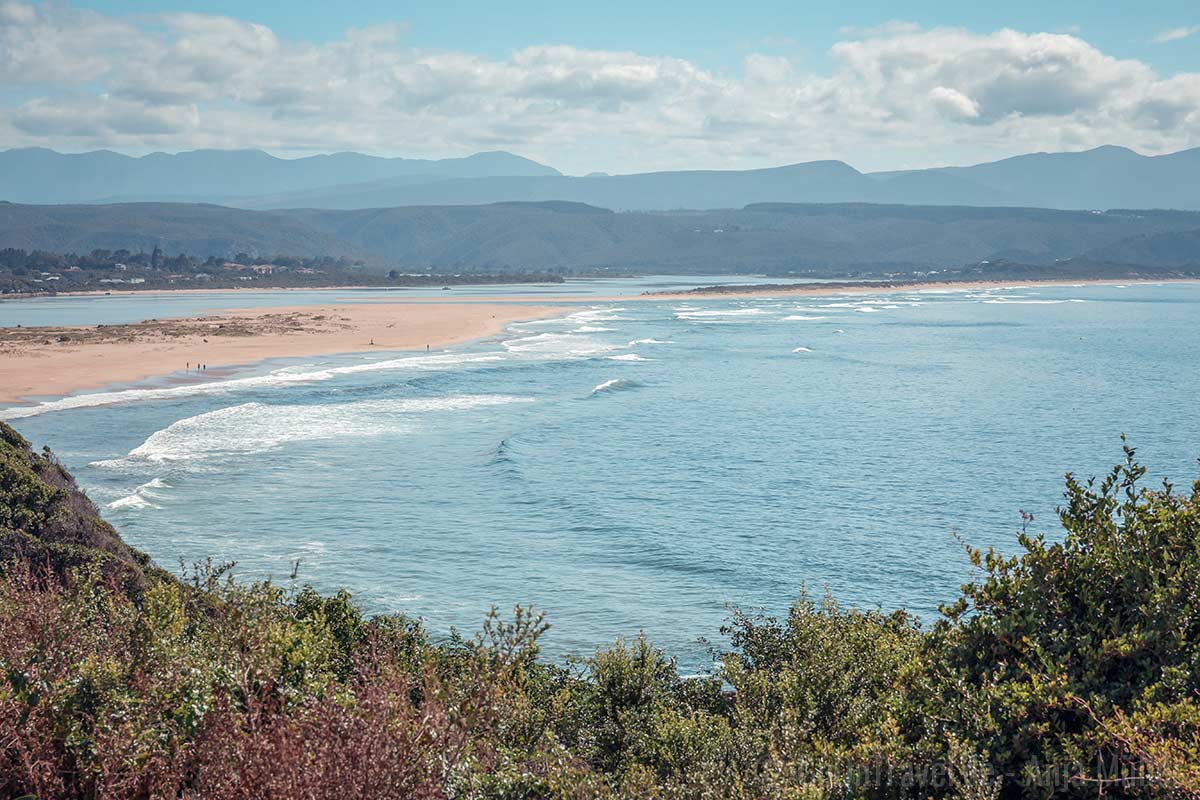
top-left (3, 199), bottom-right (1199, 275)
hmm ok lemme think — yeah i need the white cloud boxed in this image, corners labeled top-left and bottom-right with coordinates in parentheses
top-left (0, 4), bottom-right (1198, 172)
top-left (1153, 26), bottom-right (1200, 44)
top-left (929, 86), bottom-right (980, 120)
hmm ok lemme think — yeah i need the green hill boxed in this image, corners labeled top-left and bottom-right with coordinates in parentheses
top-left (4, 199), bottom-right (1200, 275)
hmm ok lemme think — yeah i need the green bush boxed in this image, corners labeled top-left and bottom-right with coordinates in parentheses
top-left (1, 421), bottom-right (1197, 798)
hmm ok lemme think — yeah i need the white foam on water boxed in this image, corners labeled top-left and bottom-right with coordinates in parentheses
top-left (501, 332), bottom-right (619, 357)
top-left (101, 394), bottom-right (532, 466)
top-left (792, 346), bottom-right (813, 353)
top-left (0, 351), bottom-right (509, 420)
top-left (573, 326), bottom-right (616, 333)
top-left (108, 493), bottom-right (157, 510)
top-left (856, 306), bottom-right (880, 313)
top-left (607, 353), bottom-right (651, 361)
top-left (106, 476), bottom-right (173, 511)
top-left (982, 299), bottom-right (1082, 305)
top-left (780, 315), bottom-right (825, 321)
top-left (834, 329), bottom-right (846, 334)
top-left (590, 377), bottom-right (640, 395)
top-left (675, 308), bottom-right (769, 319)
top-left (378, 593), bottom-right (425, 606)
top-left (570, 307), bottom-right (631, 322)
top-left (627, 338), bottom-right (673, 345)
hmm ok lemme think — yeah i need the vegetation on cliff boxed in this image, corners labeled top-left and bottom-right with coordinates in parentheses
top-left (1, 421), bottom-right (1197, 798)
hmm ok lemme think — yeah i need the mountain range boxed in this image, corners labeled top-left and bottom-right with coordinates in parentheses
top-left (3, 200), bottom-right (1198, 274)
top-left (0, 148), bottom-right (559, 205)
top-left (2, 145), bottom-right (1199, 211)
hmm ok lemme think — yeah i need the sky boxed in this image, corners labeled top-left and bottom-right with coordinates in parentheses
top-left (1, 0), bottom-right (1198, 173)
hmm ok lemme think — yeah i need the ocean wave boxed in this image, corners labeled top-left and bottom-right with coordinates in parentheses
top-left (590, 378), bottom-right (641, 395)
top-left (502, 332), bottom-right (619, 357)
top-left (675, 308), bottom-right (769, 319)
top-left (792, 346), bottom-right (813, 353)
top-left (573, 326), bottom-right (616, 333)
top-left (627, 338), bottom-right (672, 345)
top-left (855, 306), bottom-right (880, 313)
top-left (0, 351), bottom-right (509, 420)
top-left (101, 394), bottom-right (532, 466)
top-left (982, 299), bottom-right (1085, 305)
top-left (780, 315), bottom-right (825, 321)
top-left (570, 307), bottom-right (631, 322)
top-left (107, 494), bottom-right (157, 511)
top-left (106, 476), bottom-right (172, 511)
top-left (607, 353), bottom-right (651, 361)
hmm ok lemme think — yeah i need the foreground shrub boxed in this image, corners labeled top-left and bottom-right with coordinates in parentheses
top-left (1, 426), bottom-right (1197, 799)
top-left (935, 442), bottom-right (1200, 797)
top-left (0, 562), bottom-right (545, 799)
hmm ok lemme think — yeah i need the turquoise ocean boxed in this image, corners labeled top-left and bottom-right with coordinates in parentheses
top-left (4, 279), bottom-right (1199, 668)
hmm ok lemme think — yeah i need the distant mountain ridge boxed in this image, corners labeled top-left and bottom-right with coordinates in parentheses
top-left (3, 144), bottom-right (1198, 211)
top-left (0, 148), bottom-right (560, 205)
top-left (2, 199), bottom-right (1197, 274)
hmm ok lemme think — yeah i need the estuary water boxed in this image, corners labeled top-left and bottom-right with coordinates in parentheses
top-left (4, 280), bottom-right (1200, 667)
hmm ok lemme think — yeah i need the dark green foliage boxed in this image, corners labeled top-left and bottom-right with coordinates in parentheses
top-left (933, 441), bottom-right (1200, 796)
top-left (1, 428), bottom-right (1197, 798)
top-left (0, 421), bottom-right (160, 593)
top-left (2, 199), bottom-right (1200, 275)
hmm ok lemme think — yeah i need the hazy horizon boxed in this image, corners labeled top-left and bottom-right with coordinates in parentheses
top-left (4, 141), bottom-right (1198, 178)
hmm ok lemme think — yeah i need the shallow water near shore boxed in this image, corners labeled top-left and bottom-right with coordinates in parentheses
top-left (6, 281), bottom-right (1200, 669)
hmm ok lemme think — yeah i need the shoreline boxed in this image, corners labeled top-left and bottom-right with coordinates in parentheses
top-left (4, 276), bottom-right (1197, 408)
top-left (0, 301), bottom-right (562, 407)
top-left (429, 276), bottom-right (1200, 305)
top-left (0, 280), bottom-right (575, 301)
top-left (640, 276), bottom-right (1200, 300)
top-left (6, 275), bottom-right (1198, 304)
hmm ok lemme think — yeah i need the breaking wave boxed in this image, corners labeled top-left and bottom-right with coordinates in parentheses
top-left (0, 351), bottom-right (509, 420)
top-left (590, 378), bottom-right (641, 395)
top-left (96, 395), bottom-right (532, 466)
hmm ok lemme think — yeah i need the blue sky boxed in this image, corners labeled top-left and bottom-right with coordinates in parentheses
top-left (79, 0), bottom-right (1200, 72)
top-left (2, 1), bottom-right (1199, 172)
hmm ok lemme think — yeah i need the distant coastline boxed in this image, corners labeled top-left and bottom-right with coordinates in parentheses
top-left (648, 276), bottom-right (1200, 299)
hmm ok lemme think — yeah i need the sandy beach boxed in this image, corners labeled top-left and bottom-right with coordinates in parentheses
top-left (0, 301), bottom-right (560, 406)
